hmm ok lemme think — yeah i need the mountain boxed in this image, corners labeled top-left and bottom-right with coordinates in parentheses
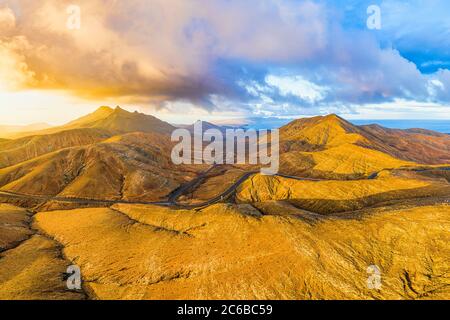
top-left (64, 106), bottom-right (116, 128)
top-left (0, 128), bottom-right (110, 169)
top-left (0, 110), bottom-right (448, 202)
top-left (80, 106), bottom-right (175, 135)
top-left (0, 131), bottom-right (203, 202)
top-left (280, 114), bottom-right (364, 149)
top-left (0, 107), bottom-right (204, 202)
top-left (0, 107), bottom-right (177, 169)
top-left (13, 106), bottom-right (175, 138)
top-left (214, 116), bottom-right (294, 130)
top-left (280, 114), bottom-right (450, 164)
top-left (1, 110), bottom-right (450, 300)
top-left (278, 114), bottom-right (449, 178)
top-left (358, 124), bottom-right (450, 164)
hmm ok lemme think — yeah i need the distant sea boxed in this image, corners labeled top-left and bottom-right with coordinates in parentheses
top-left (350, 120), bottom-right (450, 134)
top-left (230, 117), bottom-right (450, 134)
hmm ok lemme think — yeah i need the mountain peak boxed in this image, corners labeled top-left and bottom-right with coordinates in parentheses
top-left (96, 106), bottom-right (114, 112)
top-left (280, 113), bottom-right (363, 148)
top-left (323, 113), bottom-right (340, 120)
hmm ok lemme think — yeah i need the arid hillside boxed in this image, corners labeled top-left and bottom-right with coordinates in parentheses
top-left (8, 106), bottom-right (175, 138)
top-left (236, 171), bottom-right (450, 214)
top-left (4, 201), bottom-right (441, 300)
top-left (1, 110), bottom-right (449, 202)
top-left (278, 114), bottom-right (450, 179)
top-left (281, 114), bottom-right (450, 164)
top-left (0, 132), bottom-right (205, 201)
top-left (359, 124), bottom-right (450, 164)
top-left (0, 107), bottom-right (207, 202)
top-left (0, 128), bottom-right (110, 169)
top-left (0, 110), bottom-right (449, 301)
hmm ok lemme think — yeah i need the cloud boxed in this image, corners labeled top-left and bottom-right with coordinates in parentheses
top-left (0, 5), bottom-right (15, 30)
top-left (265, 75), bottom-right (328, 104)
top-left (0, 0), bottom-right (449, 117)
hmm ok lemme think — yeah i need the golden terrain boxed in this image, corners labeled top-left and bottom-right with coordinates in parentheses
top-left (0, 109), bottom-right (449, 300)
top-left (0, 107), bottom-right (207, 202)
top-left (29, 202), bottom-right (449, 300)
top-left (236, 171), bottom-right (450, 214)
top-left (0, 204), bottom-right (84, 299)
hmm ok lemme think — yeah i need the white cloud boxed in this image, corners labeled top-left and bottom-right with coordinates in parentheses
top-left (265, 75), bottom-right (328, 103)
top-left (0, 0), bottom-right (449, 120)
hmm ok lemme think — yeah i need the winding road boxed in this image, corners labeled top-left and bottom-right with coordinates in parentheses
top-left (0, 170), bottom-right (318, 209)
top-left (0, 165), bottom-right (449, 210)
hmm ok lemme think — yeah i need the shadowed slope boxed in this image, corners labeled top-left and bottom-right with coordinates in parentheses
top-left (0, 128), bottom-right (110, 169)
top-left (0, 132), bottom-right (203, 201)
top-left (359, 124), bottom-right (450, 164)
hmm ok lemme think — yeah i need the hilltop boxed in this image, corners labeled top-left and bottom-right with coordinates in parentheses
top-left (0, 107), bottom-right (204, 202)
top-left (0, 109), bottom-right (449, 300)
top-left (0, 109), bottom-right (449, 202)
top-left (278, 114), bottom-right (450, 178)
top-left (11, 106), bottom-right (175, 138)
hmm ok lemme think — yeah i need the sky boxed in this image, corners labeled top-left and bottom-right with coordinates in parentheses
top-left (0, 0), bottom-right (449, 125)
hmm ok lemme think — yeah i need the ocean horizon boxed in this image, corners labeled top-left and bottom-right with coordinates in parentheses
top-left (237, 118), bottom-right (450, 134)
top-left (350, 120), bottom-right (450, 134)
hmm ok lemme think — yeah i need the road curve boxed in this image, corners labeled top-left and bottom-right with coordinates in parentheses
top-left (0, 171), bottom-right (313, 209)
top-left (1, 166), bottom-right (448, 210)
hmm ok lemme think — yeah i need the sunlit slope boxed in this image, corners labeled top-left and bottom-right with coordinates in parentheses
top-left (11, 106), bottom-right (175, 138)
top-left (0, 107), bottom-right (192, 201)
top-left (88, 107), bottom-right (175, 134)
top-left (0, 235), bottom-right (85, 300)
top-left (64, 106), bottom-right (116, 128)
top-left (0, 205), bottom-right (84, 300)
top-left (278, 115), bottom-right (449, 178)
top-left (0, 128), bottom-right (110, 168)
top-left (308, 143), bottom-right (414, 176)
top-left (280, 114), bottom-right (367, 149)
top-left (34, 203), bottom-right (450, 300)
top-left (0, 133), bottom-right (200, 201)
top-left (236, 173), bottom-right (450, 214)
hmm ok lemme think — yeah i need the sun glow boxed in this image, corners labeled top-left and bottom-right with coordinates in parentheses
top-left (0, 89), bottom-right (106, 126)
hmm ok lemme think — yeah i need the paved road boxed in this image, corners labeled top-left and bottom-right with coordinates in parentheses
top-left (1, 166), bottom-right (448, 210)
top-left (170, 170), bottom-right (330, 209)
top-left (167, 165), bottom-right (218, 203)
top-left (174, 171), bottom-right (258, 209)
top-left (0, 190), bottom-right (172, 207)
top-left (0, 170), bottom-right (315, 209)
